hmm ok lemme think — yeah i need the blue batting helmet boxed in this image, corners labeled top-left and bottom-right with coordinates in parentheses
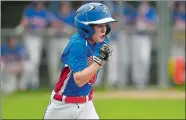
top-left (75, 2), bottom-right (117, 39)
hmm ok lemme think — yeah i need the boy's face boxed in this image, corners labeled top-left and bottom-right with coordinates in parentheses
top-left (36, 2), bottom-right (44, 10)
top-left (179, 3), bottom-right (185, 13)
top-left (60, 3), bottom-right (70, 15)
top-left (90, 23), bottom-right (107, 43)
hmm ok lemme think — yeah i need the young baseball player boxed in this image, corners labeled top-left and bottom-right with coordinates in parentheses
top-left (43, 2), bottom-right (117, 119)
top-left (1, 35), bottom-right (33, 93)
top-left (15, 1), bottom-right (55, 89)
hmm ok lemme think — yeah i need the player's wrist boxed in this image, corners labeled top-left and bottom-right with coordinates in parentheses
top-left (15, 25), bottom-right (25, 35)
top-left (93, 56), bottom-right (105, 66)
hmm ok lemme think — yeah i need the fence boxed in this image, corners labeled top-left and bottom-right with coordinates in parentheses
top-left (1, 24), bottom-right (184, 90)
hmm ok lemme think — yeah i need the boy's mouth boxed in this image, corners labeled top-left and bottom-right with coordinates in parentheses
top-left (100, 35), bottom-right (105, 39)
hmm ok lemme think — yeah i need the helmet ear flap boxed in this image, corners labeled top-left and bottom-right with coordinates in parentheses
top-left (75, 19), bottom-right (95, 39)
top-left (106, 24), bottom-right (111, 35)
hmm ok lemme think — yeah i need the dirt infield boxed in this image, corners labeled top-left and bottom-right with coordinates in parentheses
top-left (94, 89), bottom-right (185, 99)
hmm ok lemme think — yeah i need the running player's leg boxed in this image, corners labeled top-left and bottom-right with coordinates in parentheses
top-left (77, 100), bottom-right (99, 119)
top-left (43, 93), bottom-right (82, 119)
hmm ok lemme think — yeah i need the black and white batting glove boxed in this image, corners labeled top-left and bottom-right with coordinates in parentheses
top-left (93, 44), bottom-right (113, 66)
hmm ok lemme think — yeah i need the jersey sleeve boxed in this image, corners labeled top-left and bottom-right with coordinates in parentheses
top-left (46, 11), bottom-right (56, 23)
top-left (22, 7), bottom-right (32, 19)
top-left (104, 36), bottom-right (110, 44)
top-left (146, 8), bottom-right (158, 24)
top-left (68, 42), bottom-right (88, 73)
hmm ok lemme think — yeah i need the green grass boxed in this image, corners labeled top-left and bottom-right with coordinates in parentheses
top-left (96, 99), bottom-right (185, 119)
top-left (1, 91), bottom-right (185, 119)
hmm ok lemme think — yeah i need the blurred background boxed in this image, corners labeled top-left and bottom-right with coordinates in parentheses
top-left (1, 1), bottom-right (185, 119)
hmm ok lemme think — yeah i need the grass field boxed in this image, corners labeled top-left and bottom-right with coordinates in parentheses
top-left (1, 89), bottom-right (185, 119)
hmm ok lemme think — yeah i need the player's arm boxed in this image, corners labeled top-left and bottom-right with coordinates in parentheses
top-left (74, 62), bottom-right (100, 87)
top-left (15, 17), bottom-right (29, 34)
top-left (70, 43), bottom-right (112, 87)
top-left (48, 16), bottom-right (64, 36)
top-left (15, 7), bottom-right (30, 34)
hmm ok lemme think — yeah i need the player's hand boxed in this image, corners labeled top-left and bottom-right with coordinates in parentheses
top-left (7, 67), bottom-right (21, 74)
top-left (99, 44), bottom-right (113, 60)
top-left (15, 25), bottom-right (25, 35)
top-left (93, 44), bottom-right (113, 66)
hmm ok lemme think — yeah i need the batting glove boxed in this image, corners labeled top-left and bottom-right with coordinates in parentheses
top-left (93, 44), bottom-right (113, 66)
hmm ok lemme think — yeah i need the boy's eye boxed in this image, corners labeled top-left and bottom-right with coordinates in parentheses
top-left (97, 24), bottom-right (106, 28)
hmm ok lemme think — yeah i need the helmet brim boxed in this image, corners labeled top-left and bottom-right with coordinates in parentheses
top-left (82, 17), bottom-right (117, 25)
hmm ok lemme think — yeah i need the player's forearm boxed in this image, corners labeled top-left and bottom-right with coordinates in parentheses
top-left (15, 18), bottom-right (28, 34)
top-left (20, 18), bottom-right (29, 28)
top-left (74, 62), bottom-right (100, 87)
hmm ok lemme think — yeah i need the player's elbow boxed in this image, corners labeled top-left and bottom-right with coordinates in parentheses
top-left (74, 80), bottom-right (84, 87)
top-left (74, 78), bottom-right (84, 87)
top-left (73, 73), bottom-right (85, 87)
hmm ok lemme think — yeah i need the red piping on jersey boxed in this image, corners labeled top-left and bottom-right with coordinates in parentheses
top-left (88, 88), bottom-right (94, 100)
top-left (54, 67), bottom-right (70, 93)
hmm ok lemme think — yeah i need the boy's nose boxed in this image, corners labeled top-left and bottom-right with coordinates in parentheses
top-left (102, 26), bottom-right (106, 33)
